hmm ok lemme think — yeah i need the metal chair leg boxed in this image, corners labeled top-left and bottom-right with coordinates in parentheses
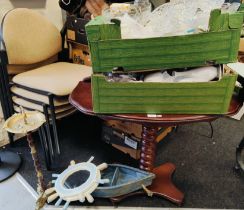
top-left (0, 63), bottom-right (10, 116)
top-left (0, 69), bottom-right (9, 119)
top-left (48, 95), bottom-right (60, 155)
top-left (41, 125), bottom-right (53, 170)
top-left (235, 137), bottom-right (244, 172)
top-left (8, 134), bottom-right (14, 146)
top-left (43, 105), bottom-right (55, 160)
top-left (208, 122), bottom-right (214, 139)
top-left (0, 67), bottom-right (15, 145)
top-left (1, 59), bottom-right (14, 116)
top-left (38, 126), bottom-right (51, 170)
top-left (50, 108), bottom-right (60, 156)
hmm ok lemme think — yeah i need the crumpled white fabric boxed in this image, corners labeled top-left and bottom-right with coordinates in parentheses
top-left (144, 66), bottom-right (218, 83)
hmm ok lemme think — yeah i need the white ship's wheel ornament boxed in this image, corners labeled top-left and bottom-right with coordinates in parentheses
top-left (45, 157), bottom-right (109, 210)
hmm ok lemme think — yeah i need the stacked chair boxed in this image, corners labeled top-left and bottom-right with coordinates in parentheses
top-left (0, 8), bottom-right (92, 169)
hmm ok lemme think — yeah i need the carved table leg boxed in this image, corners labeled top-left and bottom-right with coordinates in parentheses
top-left (140, 126), bottom-right (157, 171)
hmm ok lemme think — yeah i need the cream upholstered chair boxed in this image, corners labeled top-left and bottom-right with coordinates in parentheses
top-left (0, 8), bottom-right (92, 167)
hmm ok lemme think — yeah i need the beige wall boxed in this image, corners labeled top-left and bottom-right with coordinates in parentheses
top-left (0, 0), bottom-right (63, 29)
top-left (0, 0), bottom-right (168, 29)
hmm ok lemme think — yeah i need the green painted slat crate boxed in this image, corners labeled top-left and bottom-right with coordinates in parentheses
top-left (92, 69), bottom-right (237, 114)
top-left (86, 9), bottom-right (243, 72)
top-left (87, 8), bottom-right (243, 114)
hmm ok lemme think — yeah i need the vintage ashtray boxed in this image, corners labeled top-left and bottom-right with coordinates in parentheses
top-left (3, 111), bottom-right (45, 134)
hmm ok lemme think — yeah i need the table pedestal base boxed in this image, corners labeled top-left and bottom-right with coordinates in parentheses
top-left (148, 163), bottom-right (184, 205)
top-left (110, 163), bottom-right (184, 206)
top-left (110, 125), bottom-right (184, 206)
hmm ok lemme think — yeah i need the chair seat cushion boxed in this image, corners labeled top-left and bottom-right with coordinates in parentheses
top-left (55, 109), bottom-right (76, 120)
top-left (12, 96), bottom-right (74, 113)
top-left (14, 105), bottom-right (76, 120)
top-left (12, 62), bottom-right (92, 96)
top-left (11, 86), bottom-right (69, 106)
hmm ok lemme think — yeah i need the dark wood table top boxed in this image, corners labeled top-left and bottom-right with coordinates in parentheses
top-left (69, 81), bottom-right (242, 126)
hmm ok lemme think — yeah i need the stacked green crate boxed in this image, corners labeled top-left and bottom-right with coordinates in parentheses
top-left (86, 9), bottom-right (243, 114)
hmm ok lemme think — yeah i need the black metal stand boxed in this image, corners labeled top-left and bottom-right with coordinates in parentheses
top-left (235, 137), bottom-right (244, 172)
top-left (0, 151), bottom-right (21, 182)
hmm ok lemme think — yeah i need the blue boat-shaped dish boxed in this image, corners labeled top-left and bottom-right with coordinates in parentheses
top-left (92, 164), bottom-right (155, 198)
top-left (46, 159), bottom-right (156, 210)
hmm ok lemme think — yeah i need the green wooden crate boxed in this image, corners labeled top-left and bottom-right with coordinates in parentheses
top-left (92, 68), bottom-right (237, 114)
top-left (86, 9), bottom-right (243, 72)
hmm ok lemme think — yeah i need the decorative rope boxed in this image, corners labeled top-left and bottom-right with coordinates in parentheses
top-left (142, 184), bottom-right (153, 197)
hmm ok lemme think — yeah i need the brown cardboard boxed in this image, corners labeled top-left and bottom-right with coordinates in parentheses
top-left (239, 38), bottom-right (244, 52)
top-left (103, 121), bottom-right (173, 159)
top-left (106, 120), bottom-right (172, 142)
top-left (69, 42), bottom-right (91, 66)
top-left (106, 120), bottom-right (142, 139)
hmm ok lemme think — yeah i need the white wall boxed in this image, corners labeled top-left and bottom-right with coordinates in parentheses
top-left (0, 0), bottom-right (64, 29)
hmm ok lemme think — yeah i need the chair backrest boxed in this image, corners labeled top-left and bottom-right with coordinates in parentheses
top-left (1, 8), bottom-right (62, 65)
top-left (7, 54), bottom-right (58, 75)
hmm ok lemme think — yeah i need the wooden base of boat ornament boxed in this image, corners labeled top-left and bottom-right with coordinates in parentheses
top-left (110, 126), bottom-right (184, 206)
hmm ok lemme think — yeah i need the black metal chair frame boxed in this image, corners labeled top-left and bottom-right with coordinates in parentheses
top-left (236, 137), bottom-right (244, 172)
top-left (0, 10), bottom-right (69, 169)
top-left (0, 66), bottom-right (53, 169)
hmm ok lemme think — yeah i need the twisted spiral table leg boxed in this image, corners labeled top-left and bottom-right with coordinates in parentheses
top-left (111, 125), bottom-right (184, 206)
top-left (140, 126), bottom-right (157, 172)
top-left (27, 132), bottom-right (46, 194)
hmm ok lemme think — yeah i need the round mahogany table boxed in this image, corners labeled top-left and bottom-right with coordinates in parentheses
top-left (69, 80), bottom-right (242, 205)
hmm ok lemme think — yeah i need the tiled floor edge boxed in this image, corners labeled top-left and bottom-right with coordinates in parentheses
top-left (15, 174), bottom-right (240, 210)
top-left (16, 172), bottom-right (39, 199)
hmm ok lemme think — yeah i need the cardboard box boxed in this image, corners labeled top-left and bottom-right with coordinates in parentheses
top-left (69, 42), bottom-right (91, 66)
top-left (106, 120), bottom-right (142, 138)
top-left (66, 15), bottom-right (89, 45)
top-left (102, 121), bottom-right (173, 159)
top-left (66, 15), bottom-right (92, 66)
top-left (106, 120), bottom-right (172, 141)
top-left (239, 38), bottom-right (244, 52)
